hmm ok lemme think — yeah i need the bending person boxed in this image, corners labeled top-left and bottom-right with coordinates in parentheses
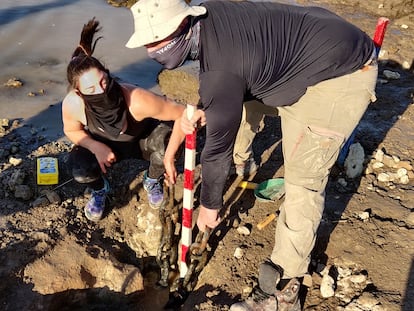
top-left (126, 1), bottom-right (378, 310)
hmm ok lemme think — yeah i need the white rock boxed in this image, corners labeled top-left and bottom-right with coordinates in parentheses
top-left (396, 168), bottom-right (408, 179)
top-left (236, 225), bottom-right (251, 236)
top-left (234, 247), bottom-right (244, 259)
top-left (377, 172), bottom-right (391, 182)
top-left (358, 211), bottom-right (370, 221)
top-left (320, 274), bottom-right (335, 298)
top-left (344, 143), bottom-right (365, 178)
top-left (337, 266), bottom-right (352, 279)
top-left (9, 157), bottom-right (22, 166)
top-left (402, 61), bottom-right (411, 70)
top-left (383, 70), bottom-right (401, 80)
top-left (399, 175), bottom-right (410, 185)
top-left (374, 149), bottom-right (384, 162)
top-left (371, 161), bottom-right (384, 169)
top-left (401, 24), bottom-right (409, 29)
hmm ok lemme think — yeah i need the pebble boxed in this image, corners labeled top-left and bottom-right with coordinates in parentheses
top-left (358, 211), bottom-right (370, 221)
top-left (4, 77), bottom-right (23, 87)
top-left (320, 274), bottom-right (335, 298)
top-left (9, 157), bottom-right (23, 166)
top-left (233, 247), bottom-right (244, 259)
top-left (236, 225), bottom-right (251, 236)
top-left (383, 70), bottom-right (401, 80)
top-left (371, 161), bottom-right (384, 169)
top-left (399, 175), bottom-right (409, 185)
top-left (377, 172), bottom-right (391, 183)
top-left (374, 149), bottom-right (384, 162)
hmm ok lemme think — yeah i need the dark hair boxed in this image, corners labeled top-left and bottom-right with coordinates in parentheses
top-left (67, 18), bottom-right (107, 89)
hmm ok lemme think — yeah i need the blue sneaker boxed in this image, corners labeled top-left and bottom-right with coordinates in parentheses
top-left (143, 171), bottom-right (164, 209)
top-left (84, 178), bottom-right (110, 222)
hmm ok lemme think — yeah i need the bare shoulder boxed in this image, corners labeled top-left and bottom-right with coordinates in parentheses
top-left (62, 91), bottom-right (86, 124)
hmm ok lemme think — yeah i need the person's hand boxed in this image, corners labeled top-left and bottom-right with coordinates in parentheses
top-left (91, 142), bottom-right (116, 173)
top-left (197, 205), bottom-right (221, 232)
top-left (163, 155), bottom-right (177, 185)
top-left (181, 108), bottom-right (206, 134)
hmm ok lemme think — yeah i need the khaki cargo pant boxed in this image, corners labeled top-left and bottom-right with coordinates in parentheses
top-left (233, 99), bottom-right (279, 165)
top-left (269, 64), bottom-right (378, 279)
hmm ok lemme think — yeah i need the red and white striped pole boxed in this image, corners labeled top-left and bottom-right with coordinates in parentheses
top-left (181, 104), bottom-right (197, 278)
top-left (373, 17), bottom-right (389, 57)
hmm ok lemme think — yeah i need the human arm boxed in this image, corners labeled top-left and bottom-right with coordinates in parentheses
top-left (128, 86), bottom-right (186, 184)
top-left (62, 94), bottom-right (116, 173)
top-left (195, 71), bottom-right (246, 232)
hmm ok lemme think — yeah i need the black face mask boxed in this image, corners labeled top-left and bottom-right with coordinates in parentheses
top-left (147, 19), bottom-right (200, 69)
top-left (81, 75), bottom-right (127, 139)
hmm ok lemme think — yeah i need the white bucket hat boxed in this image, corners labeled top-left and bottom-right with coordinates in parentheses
top-left (126, 0), bottom-right (207, 48)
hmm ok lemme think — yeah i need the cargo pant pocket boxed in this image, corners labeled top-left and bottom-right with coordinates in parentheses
top-left (284, 125), bottom-right (345, 191)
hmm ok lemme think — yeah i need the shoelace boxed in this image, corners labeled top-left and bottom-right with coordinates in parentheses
top-left (91, 189), bottom-right (106, 208)
top-left (147, 181), bottom-right (162, 195)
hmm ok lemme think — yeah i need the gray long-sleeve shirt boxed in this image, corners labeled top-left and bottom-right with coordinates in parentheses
top-left (197, 1), bottom-right (375, 208)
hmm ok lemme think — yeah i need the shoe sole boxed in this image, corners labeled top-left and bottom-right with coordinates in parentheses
top-left (84, 206), bottom-right (103, 222)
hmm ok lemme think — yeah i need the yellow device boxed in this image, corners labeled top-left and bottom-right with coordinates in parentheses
top-left (37, 157), bottom-right (59, 185)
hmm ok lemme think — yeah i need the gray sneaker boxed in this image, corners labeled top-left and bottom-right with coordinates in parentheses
top-left (230, 278), bottom-right (301, 311)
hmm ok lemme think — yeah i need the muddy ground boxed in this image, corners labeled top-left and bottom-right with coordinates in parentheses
top-left (1, 1), bottom-right (414, 310)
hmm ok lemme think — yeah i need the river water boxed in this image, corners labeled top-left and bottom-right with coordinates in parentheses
top-left (0, 0), bottom-right (162, 140)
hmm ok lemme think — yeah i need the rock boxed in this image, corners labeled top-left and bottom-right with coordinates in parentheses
top-left (320, 273), bottom-right (335, 298)
top-left (128, 204), bottom-right (162, 257)
top-left (236, 225), bottom-right (251, 236)
top-left (4, 77), bottom-right (23, 87)
top-left (383, 70), bottom-right (401, 80)
top-left (371, 161), bottom-right (384, 170)
top-left (23, 237), bottom-right (144, 295)
top-left (14, 184), bottom-right (32, 200)
top-left (9, 156), bottom-right (22, 166)
top-left (349, 274), bottom-right (367, 284)
top-left (382, 154), bottom-right (397, 168)
top-left (344, 143), bottom-right (365, 179)
top-left (377, 172), bottom-right (391, 183)
top-left (356, 292), bottom-right (380, 309)
top-left (7, 169), bottom-right (26, 190)
top-left (45, 190), bottom-right (61, 204)
top-left (157, 61), bottom-right (200, 104)
top-left (31, 196), bottom-right (50, 208)
top-left (358, 211), bottom-right (370, 221)
top-left (0, 118), bottom-right (9, 127)
top-left (373, 149), bottom-right (384, 162)
top-left (400, 175), bottom-right (410, 185)
top-left (233, 247), bottom-right (244, 259)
